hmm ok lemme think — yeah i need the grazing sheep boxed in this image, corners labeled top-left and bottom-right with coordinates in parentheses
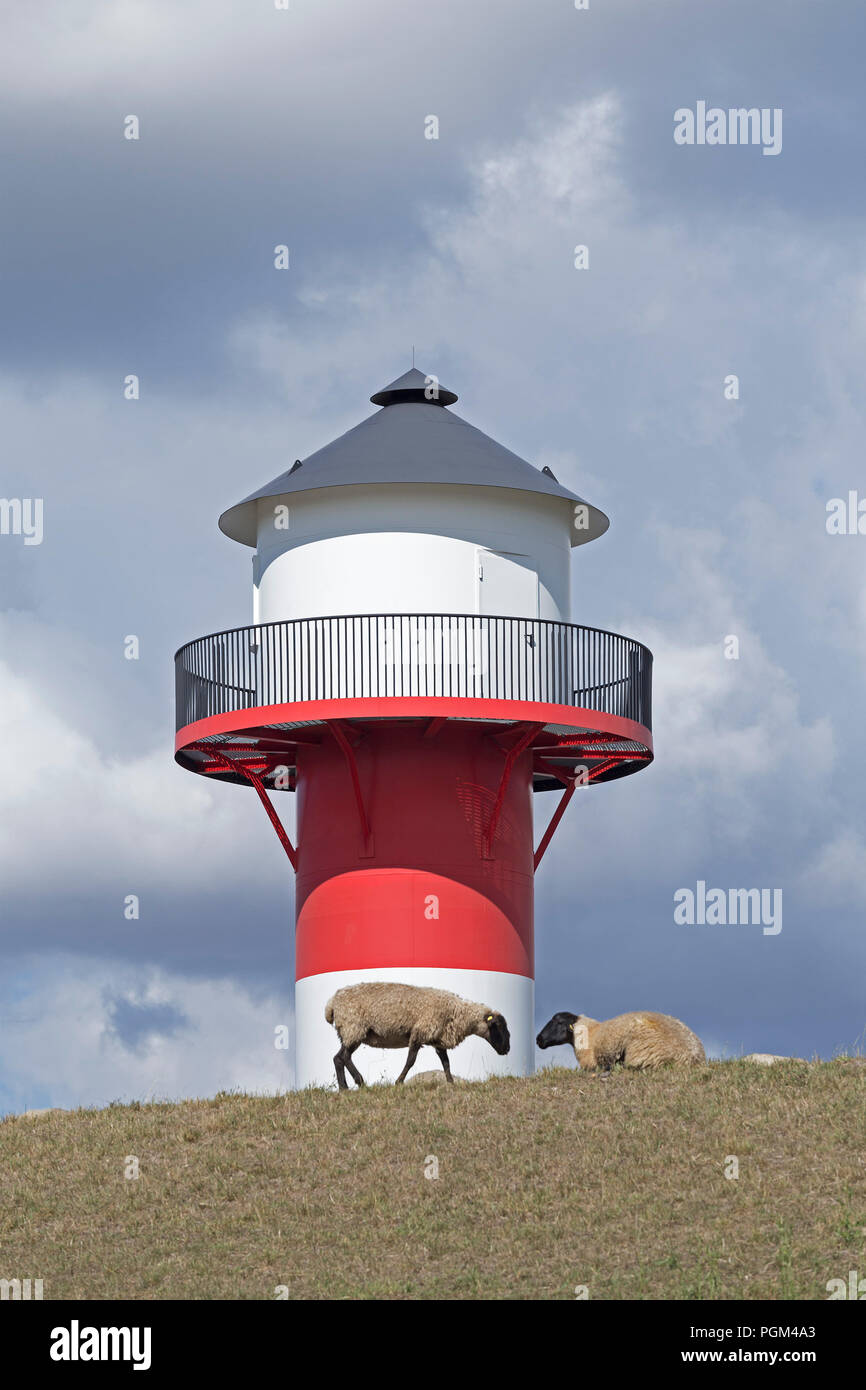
top-left (324, 982), bottom-right (510, 1089)
top-left (536, 1010), bottom-right (705, 1071)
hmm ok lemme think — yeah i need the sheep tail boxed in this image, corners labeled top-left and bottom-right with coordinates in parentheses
top-left (324, 996), bottom-right (335, 1025)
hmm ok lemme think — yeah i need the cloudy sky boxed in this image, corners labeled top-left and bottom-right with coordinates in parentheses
top-left (2, 0), bottom-right (864, 1112)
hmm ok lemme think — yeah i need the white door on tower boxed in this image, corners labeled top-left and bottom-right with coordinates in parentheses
top-left (476, 550), bottom-right (539, 619)
top-left (475, 550), bottom-right (540, 700)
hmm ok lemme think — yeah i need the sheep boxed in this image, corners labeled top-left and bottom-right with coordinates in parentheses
top-left (324, 982), bottom-right (510, 1089)
top-left (536, 1010), bottom-right (706, 1071)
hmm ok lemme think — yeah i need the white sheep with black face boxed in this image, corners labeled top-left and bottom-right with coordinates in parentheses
top-left (536, 1010), bottom-right (706, 1071)
top-left (325, 982), bottom-right (511, 1089)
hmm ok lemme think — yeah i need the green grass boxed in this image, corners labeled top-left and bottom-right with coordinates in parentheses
top-left (1, 1060), bottom-right (864, 1300)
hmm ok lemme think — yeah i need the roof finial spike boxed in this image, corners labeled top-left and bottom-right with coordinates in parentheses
top-left (411, 345), bottom-right (415, 368)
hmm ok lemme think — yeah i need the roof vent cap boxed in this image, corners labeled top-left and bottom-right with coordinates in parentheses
top-left (370, 367), bottom-right (458, 407)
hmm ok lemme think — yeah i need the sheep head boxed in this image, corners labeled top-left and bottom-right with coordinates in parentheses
top-left (480, 1010), bottom-right (510, 1055)
top-left (536, 1011), bottom-right (581, 1049)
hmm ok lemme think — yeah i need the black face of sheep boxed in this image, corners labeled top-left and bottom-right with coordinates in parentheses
top-left (484, 1012), bottom-right (511, 1055)
top-left (536, 1011), bottom-right (580, 1049)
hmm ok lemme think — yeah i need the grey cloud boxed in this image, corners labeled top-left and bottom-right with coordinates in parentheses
top-left (104, 994), bottom-right (190, 1053)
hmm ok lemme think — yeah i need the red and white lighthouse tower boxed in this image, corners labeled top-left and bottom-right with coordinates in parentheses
top-left (174, 368), bottom-right (653, 1086)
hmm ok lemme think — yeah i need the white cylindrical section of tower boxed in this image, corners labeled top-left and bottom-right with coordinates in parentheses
top-left (296, 965), bottom-right (534, 1089)
top-left (255, 483), bottom-right (573, 625)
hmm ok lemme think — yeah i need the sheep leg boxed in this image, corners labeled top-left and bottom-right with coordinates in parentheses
top-left (344, 1045), bottom-right (366, 1087)
top-left (334, 1043), bottom-right (365, 1090)
top-left (435, 1046), bottom-right (453, 1082)
top-left (333, 1048), bottom-right (348, 1090)
top-left (395, 1040), bottom-right (421, 1084)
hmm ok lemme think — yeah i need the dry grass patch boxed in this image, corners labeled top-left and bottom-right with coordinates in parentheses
top-left (1, 1061), bottom-right (864, 1299)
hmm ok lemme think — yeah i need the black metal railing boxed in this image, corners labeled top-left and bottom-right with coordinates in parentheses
top-left (175, 614), bottom-right (652, 733)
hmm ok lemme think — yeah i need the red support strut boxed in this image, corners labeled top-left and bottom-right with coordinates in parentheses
top-left (533, 777), bottom-right (577, 871)
top-left (484, 722), bottom-right (544, 858)
top-left (326, 720), bottom-right (373, 855)
top-left (532, 754), bottom-right (624, 870)
top-left (190, 743), bottom-right (298, 870)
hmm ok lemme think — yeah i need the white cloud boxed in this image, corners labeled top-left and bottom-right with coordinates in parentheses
top-left (0, 956), bottom-right (291, 1114)
top-left (0, 616), bottom-right (293, 899)
top-left (801, 830), bottom-right (866, 910)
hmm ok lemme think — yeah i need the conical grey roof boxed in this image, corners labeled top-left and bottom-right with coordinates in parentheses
top-left (219, 368), bottom-right (608, 546)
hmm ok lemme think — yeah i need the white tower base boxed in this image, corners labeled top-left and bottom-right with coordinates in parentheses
top-left (295, 967), bottom-right (534, 1090)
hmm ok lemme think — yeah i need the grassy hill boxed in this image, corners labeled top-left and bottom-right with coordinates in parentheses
top-left (2, 1060), bottom-right (865, 1300)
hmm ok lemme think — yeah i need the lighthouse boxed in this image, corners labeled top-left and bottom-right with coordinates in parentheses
top-left (174, 367), bottom-right (653, 1087)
